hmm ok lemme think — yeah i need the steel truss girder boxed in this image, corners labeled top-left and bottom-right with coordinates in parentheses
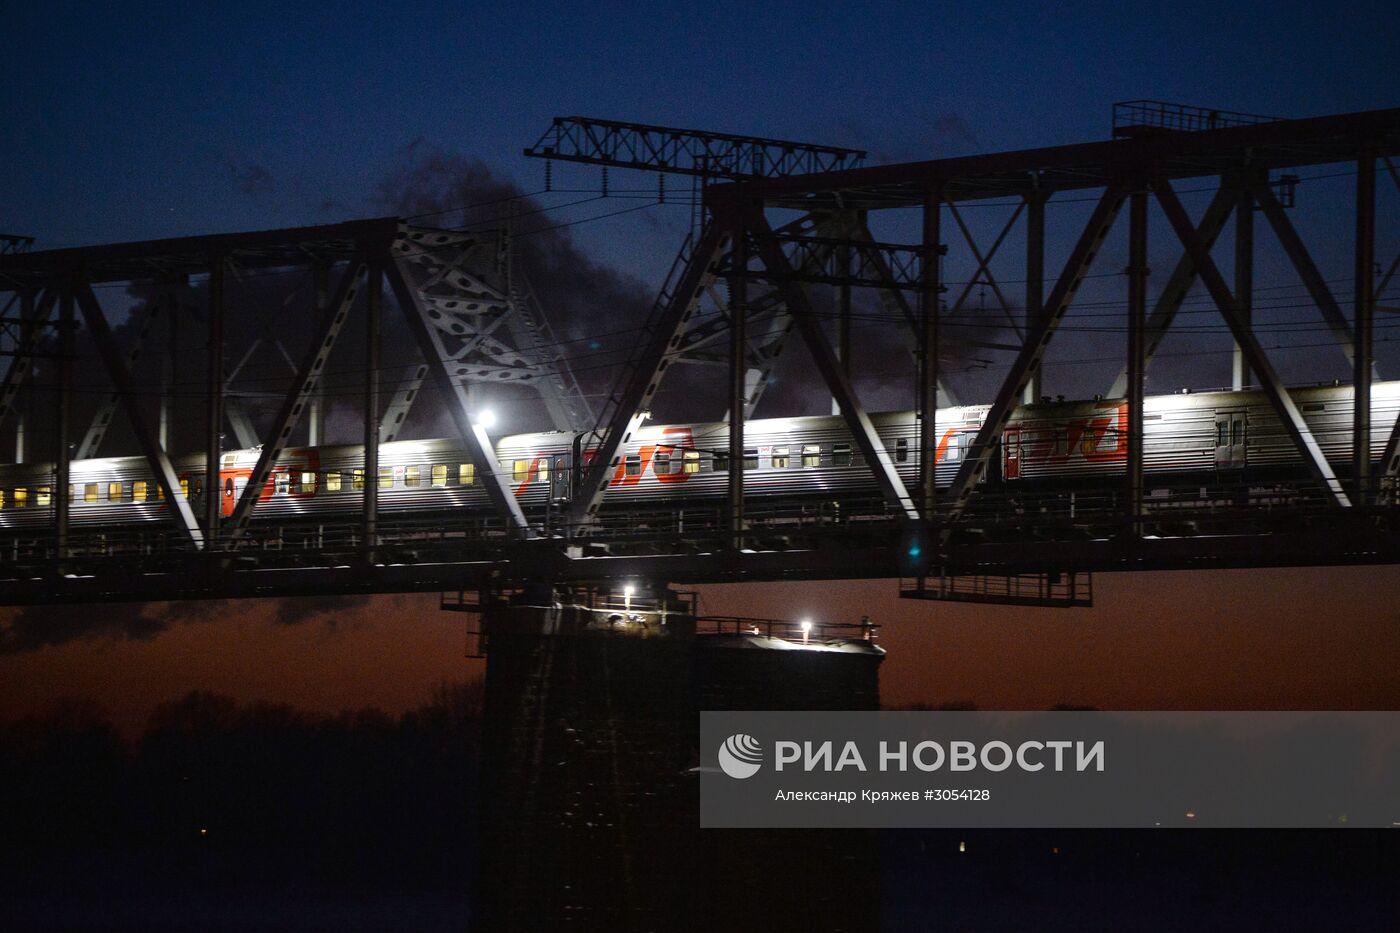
top-left (74, 283), bottom-right (204, 548)
top-left (672, 212), bottom-right (836, 418)
top-left (943, 186), bottom-right (1128, 525)
top-left (1108, 185), bottom-right (1235, 397)
top-left (0, 288), bottom-right (55, 433)
top-left (849, 219), bottom-right (961, 408)
top-left (389, 230), bottom-right (591, 434)
top-left (385, 258), bottom-right (531, 537)
top-left (748, 211), bottom-right (919, 520)
top-left (946, 198), bottom-right (1025, 337)
top-left (1154, 178), bottom-right (1350, 506)
top-left (1249, 178), bottom-right (1369, 376)
top-left (680, 212), bottom-right (963, 414)
top-left (567, 222), bottom-right (730, 531)
top-left (76, 299), bottom-right (161, 459)
top-left (741, 231), bottom-right (927, 291)
top-left (524, 115), bottom-right (865, 179)
top-left (226, 259), bottom-right (367, 540)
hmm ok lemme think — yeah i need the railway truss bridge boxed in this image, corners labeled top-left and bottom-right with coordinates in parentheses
top-left (1, 102), bottom-right (1398, 608)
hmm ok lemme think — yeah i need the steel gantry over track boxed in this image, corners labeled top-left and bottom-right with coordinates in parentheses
top-left (1, 106), bottom-right (1399, 606)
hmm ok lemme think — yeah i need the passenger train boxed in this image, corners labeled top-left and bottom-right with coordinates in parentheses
top-left (1, 381), bottom-right (1397, 533)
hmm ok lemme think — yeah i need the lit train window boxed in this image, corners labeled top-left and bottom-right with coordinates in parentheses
top-left (133, 480), bottom-right (148, 502)
top-left (683, 450), bottom-right (700, 474)
top-left (771, 446), bottom-right (790, 469)
top-left (180, 478), bottom-right (191, 498)
top-left (378, 467), bottom-right (393, 490)
top-left (713, 451), bottom-right (729, 472)
top-left (37, 487), bottom-right (51, 507)
top-left (325, 472), bottom-right (342, 492)
top-left (0, 489), bottom-right (5, 508)
top-left (802, 444), bottom-right (821, 467)
top-left (896, 438), bottom-right (908, 463)
top-left (300, 472), bottom-right (316, 493)
top-left (654, 452), bottom-right (672, 475)
top-left (743, 448), bottom-right (758, 471)
top-left (432, 464), bottom-right (447, 487)
top-left (156, 484), bottom-right (164, 500)
top-left (459, 464), bottom-right (475, 485)
top-left (67, 485), bottom-right (74, 502)
top-left (14, 487), bottom-right (27, 508)
top-left (404, 466), bottom-right (421, 488)
top-left (624, 455), bottom-right (642, 477)
top-left (83, 483), bottom-right (98, 503)
top-left (109, 482), bottom-right (124, 502)
top-left (514, 460), bottom-right (531, 481)
top-left (833, 444), bottom-right (852, 467)
top-left (945, 434), bottom-right (962, 462)
top-left (351, 470), bottom-right (365, 490)
top-left (274, 474), bottom-right (289, 495)
top-left (537, 459), bottom-right (549, 482)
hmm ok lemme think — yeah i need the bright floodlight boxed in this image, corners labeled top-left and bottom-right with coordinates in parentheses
top-left (800, 619), bottom-right (812, 633)
top-left (624, 585), bottom-right (636, 598)
top-left (475, 409), bottom-right (497, 429)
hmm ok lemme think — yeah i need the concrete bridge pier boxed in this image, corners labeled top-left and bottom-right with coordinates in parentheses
top-left (473, 581), bottom-right (883, 932)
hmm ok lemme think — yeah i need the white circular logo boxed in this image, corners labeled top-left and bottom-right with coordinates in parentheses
top-left (718, 733), bottom-right (763, 779)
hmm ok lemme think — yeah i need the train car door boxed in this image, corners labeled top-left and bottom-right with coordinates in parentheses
top-left (1214, 411), bottom-right (1247, 469)
top-left (550, 455), bottom-right (570, 501)
top-left (1003, 428), bottom-right (1022, 480)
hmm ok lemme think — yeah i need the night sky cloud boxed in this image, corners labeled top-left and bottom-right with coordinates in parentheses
top-left (228, 160), bottom-right (277, 196)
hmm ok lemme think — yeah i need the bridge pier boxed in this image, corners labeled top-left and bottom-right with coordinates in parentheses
top-left (472, 582), bottom-right (883, 932)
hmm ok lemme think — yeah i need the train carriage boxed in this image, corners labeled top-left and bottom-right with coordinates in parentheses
top-left (1, 382), bottom-right (1397, 536)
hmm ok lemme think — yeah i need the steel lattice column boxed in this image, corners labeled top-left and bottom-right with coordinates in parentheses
top-left (918, 188), bottom-right (941, 519)
top-left (1354, 153), bottom-right (1376, 502)
top-left (1126, 187), bottom-right (1149, 532)
top-left (727, 213), bottom-right (747, 550)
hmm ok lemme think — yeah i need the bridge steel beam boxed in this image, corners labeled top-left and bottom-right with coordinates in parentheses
top-left (1354, 151), bottom-right (1376, 502)
top-left (364, 261), bottom-right (382, 556)
top-left (1155, 178), bottom-right (1350, 507)
top-left (850, 219), bottom-right (960, 408)
top-left (942, 185), bottom-right (1127, 528)
top-left (226, 258), bottom-right (366, 541)
top-left (918, 188), bottom-right (941, 519)
top-left (727, 213), bottom-right (747, 549)
top-left (945, 198), bottom-right (1024, 339)
top-left (205, 257), bottom-right (225, 541)
top-left (748, 210), bottom-right (919, 521)
top-left (76, 299), bottom-right (161, 459)
top-left (74, 282), bottom-right (204, 549)
top-left (0, 288), bottom-right (55, 433)
top-left (1108, 185), bottom-right (1235, 398)
top-left (1232, 179), bottom-right (1254, 391)
top-left (1024, 186), bottom-right (1046, 404)
top-left (1126, 187), bottom-right (1149, 532)
top-left (1250, 179), bottom-right (1370, 377)
top-left (386, 256), bottom-right (532, 538)
top-left (54, 286), bottom-right (74, 555)
top-left (566, 221), bottom-right (729, 533)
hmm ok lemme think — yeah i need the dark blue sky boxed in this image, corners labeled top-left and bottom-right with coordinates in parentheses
top-left (4, 0), bottom-right (1395, 249)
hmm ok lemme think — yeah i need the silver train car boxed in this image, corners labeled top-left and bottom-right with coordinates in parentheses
top-left (1, 381), bottom-right (1397, 531)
